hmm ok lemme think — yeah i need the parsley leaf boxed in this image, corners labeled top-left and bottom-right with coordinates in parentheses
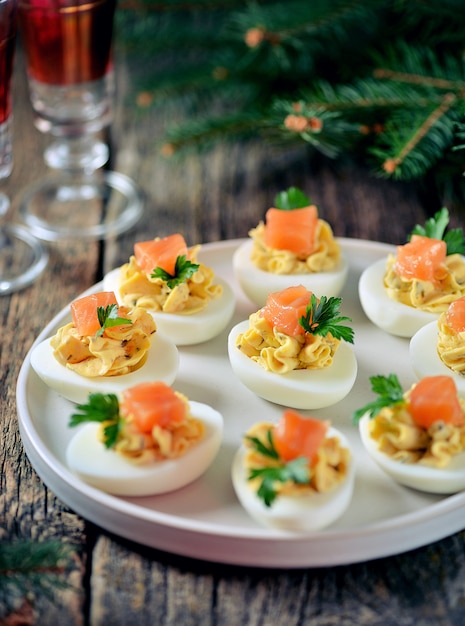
top-left (246, 430), bottom-right (279, 460)
top-left (410, 207), bottom-right (465, 255)
top-left (299, 294), bottom-right (354, 343)
top-left (249, 458), bottom-right (310, 507)
top-left (444, 229), bottom-right (465, 256)
top-left (151, 254), bottom-right (200, 288)
top-left (96, 304), bottom-right (132, 338)
top-left (274, 186), bottom-right (311, 210)
top-left (352, 373), bottom-right (405, 424)
top-left (245, 430), bottom-right (311, 507)
top-left (69, 393), bottom-right (123, 448)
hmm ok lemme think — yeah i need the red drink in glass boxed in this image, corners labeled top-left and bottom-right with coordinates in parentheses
top-left (18, 0), bottom-right (115, 86)
top-left (18, 0), bottom-right (116, 136)
top-left (0, 27), bottom-right (15, 124)
top-left (0, 0), bottom-right (17, 177)
top-left (16, 0), bottom-right (142, 243)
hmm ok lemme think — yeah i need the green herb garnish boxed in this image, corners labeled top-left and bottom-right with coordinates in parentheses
top-left (96, 304), bottom-right (132, 338)
top-left (299, 294), bottom-right (354, 343)
top-left (151, 254), bottom-right (200, 288)
top-left (410, 207), bottom-right (465, 255)
top-left (246, 430), bottom-right (311, 507)
top-left (274, 186), bottom-right (311, 210)
top-left (352, 374), bottom-right (405, 424)
top-left (69, 393), bottom-right (123, 448)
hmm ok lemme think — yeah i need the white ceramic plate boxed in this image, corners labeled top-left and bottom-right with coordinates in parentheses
top-left (16, 238), bottom-right (465, 569)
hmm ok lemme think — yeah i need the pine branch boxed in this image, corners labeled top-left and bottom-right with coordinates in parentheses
top-left (372, 94), bottom-right (459, 179)
top-left (373, 68), bottom-right (465, 95)
top-left (118, 0), bottom-right (256, 10)
top-left (161, 111), bottom-right (268, 155)
top-left (270, 102), bottom-right (361, 158)
top-left (231, 0), bottom-right (386, 42)
top-left (0, 540), bottom-right (75, 616)
top-left (115, 0), bottom-right (465, 205)
top-left (294, 78), bottom-right (444, 113)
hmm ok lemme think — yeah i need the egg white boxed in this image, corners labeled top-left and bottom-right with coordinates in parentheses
top-left (359, 413), bottom-right (465, 494)
top-left (30, 331), bottom-right (179, 405)
top-left (227, 321), bottom-right (357, 409)
top-left (409, 321), bottom-right (465, 396)
top-left (103, 268), bottom-right (236, 346)
top-left (232, 239), bottom-right (348, 308)
top-left (358, 258), bottom-right (438, 338)
top-left (66, 400), bottom-right (223, 496)
top-left (231, 427), bottom-right (354, 531)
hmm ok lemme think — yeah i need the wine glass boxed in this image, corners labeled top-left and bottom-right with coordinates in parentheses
top-left (16, 0), bottom-right (143, 242)
top-left (0, 0), bottom-right (47, 295)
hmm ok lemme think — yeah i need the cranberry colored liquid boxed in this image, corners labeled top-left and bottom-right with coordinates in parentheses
top-left (18, 0), bottom-right (116, 86)
top-left (0, 33), bottom-right (15, 124)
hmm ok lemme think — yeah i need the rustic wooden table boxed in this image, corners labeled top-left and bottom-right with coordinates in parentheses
top-left (3, 37), bottom-right (465, 626)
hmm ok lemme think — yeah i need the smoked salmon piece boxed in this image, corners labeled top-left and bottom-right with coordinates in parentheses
top-left (395, 235), bottom-right (446, 282)
top-left (446, 296), bottom-right (465, 333)
top-left (134, 233), bottom-right (188, 276)
top-left (409, 375), bottom-right (464, 428)
top-left (264, 205), bottom-right (318, 257)
top-left (121, 381), bottom-right (187, 433)
top-left (71, 292), bottom-right (118, 337)
top-left (273, 409), bottom-right (329, 462)
top-left (261, 285), bottom-right (312, 336)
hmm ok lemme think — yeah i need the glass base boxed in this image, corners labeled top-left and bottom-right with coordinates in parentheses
top-left (0, 223), bottom-right (49, 295)
top-left (19, 170), bottom-right (144, 241)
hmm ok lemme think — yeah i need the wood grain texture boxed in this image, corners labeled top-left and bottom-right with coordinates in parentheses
top-left (3, 37), bottom-right (465, 626)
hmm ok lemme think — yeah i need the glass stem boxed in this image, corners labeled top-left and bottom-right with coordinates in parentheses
top-left (44, 134), bottom-right (109, 173)
top-left (0, 192), bottom-right (10, 220)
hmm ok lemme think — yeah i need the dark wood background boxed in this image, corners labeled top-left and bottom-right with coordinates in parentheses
top-left (2, 32), bottom-right (465, 626)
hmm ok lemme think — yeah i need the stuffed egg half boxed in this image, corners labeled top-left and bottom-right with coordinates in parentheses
top-left (358, 258), bottom-right (438, 338)
top-left (232, 412), bottom-right (355, 531)
top-left (66, 382), bottom-right (224, 496)
top-left (31, 332), bottom-right (178, 405)
top-left (233, 239), bottom-right (348, 308)
top-left (103, 268), bottom-right (235, 346)
top-left (357, 374), bottom-right (465, 494)
top-left (228, 285), bottom-right (357, 410)
top-left (30, 291), bottom-right (179, 404)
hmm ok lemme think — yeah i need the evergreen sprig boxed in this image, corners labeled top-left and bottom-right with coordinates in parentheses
top-left (0, 540), bottom-right (74, 616)
top-left (115, 0), bottom-right (465, 206)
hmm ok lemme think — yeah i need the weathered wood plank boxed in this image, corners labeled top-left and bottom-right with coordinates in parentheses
top-left (84, 530), bottom-right (465, 625)
top-left (4, 25), bottom-right (465, 626)
top-left (0, 48), bottom-right (98, 626)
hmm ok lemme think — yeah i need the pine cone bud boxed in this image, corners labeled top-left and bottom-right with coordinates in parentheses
top-left (245, 27), bottom-right (266, 47)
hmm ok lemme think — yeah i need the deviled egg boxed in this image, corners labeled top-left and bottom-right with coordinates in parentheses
top-left (66, 381), bottom-right (223, 496)
top-left (30, 291), bottom-right (179, 404)
top-left (356, 373), bottom-right (465, 494)
top-left (358, 257), bottom-right (438, 337)
top-left (410, 296), bottom-right (465, 395)
top-left (231, 409), bottom-right (354, 531)
top-left (228, 285), bottom-right (357, 409)
top-left (233, 187), bottom-right (348, 307)
top-left (359, 208), bottom-right (465, 338)
top-left (103, 233), bottom-right (235, 345)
